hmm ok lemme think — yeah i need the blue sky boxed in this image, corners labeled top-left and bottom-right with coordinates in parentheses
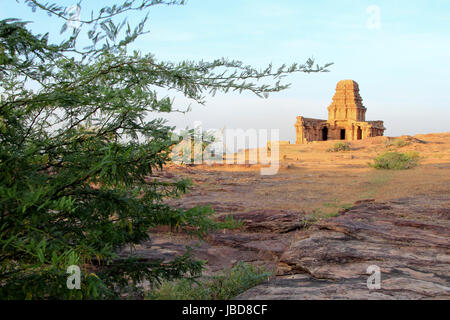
top-left (1, 0), bottom-right (449, 142)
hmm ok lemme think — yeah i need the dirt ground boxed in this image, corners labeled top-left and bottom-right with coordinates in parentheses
top-left (167, 133), bottom-right (450, 217)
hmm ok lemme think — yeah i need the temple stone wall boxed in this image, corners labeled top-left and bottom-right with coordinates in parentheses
top-left (295, 117), bottom-right (327, 144)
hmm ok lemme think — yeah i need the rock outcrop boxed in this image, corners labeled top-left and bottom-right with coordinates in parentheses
top-left (237, 196), bottom-right (450, 299)
top-left (219, 209), bottom-right (307, 233)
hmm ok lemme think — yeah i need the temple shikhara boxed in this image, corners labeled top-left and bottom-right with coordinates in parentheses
top-left (295, 80), bottom-right (385, 144)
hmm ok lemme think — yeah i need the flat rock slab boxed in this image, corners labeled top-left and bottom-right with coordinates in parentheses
top-left (119, 207), bottom-right (305, 275)
top-left (235, 274), bottom-right (449, 300)
top-left (218, 209), bottom-right (307, 233)
top-left (119, 231), bottom-right (291, 274)
top-left (237, 196), bottom-right (450, 300)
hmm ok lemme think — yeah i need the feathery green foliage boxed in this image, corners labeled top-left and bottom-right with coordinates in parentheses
top-left (0, 0), bottom-right (331, 299)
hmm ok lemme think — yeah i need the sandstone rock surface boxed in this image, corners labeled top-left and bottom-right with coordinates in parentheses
top-left (237, 196), bottom-right (450, 299)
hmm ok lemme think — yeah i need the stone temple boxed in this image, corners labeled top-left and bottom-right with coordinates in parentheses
top-left (295, 80), bottom-right (385, 144)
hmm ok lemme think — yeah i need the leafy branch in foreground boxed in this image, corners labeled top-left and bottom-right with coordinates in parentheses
top-left (0, 0), bottom-right (331, 299)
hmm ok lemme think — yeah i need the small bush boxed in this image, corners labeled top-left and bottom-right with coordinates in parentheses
top-left (327, 142), bottom-right (351, 152)
top-left (147, 262), bottom-right (272, 300)
top-left (370, 151), bottom-right (420, 170)
top-left (385, 138), bottom-right (410, 148)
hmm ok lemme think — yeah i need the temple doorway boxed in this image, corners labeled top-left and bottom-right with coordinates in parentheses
top-left (340, 129), bottom-right (346, 140)
top-left (357, 127), bottom-right (362, 140)
top-left (322, 127), bottom-right (328, 141)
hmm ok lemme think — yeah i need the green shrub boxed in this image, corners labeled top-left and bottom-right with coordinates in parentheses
top-left (327, 142), bottom-right (351, 152)
top-left (147, 262), bottom-right (272, 300)
top-left (370, 151), bottom-right (420, 170)
top-left (385, 138), bottom-right (410, 148)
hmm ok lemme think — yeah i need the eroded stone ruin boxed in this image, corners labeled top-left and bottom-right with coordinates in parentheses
top-left (295, 80), bottom-right (385, 144)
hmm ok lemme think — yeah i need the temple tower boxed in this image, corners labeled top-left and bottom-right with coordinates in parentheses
top-left (327, 80), bottom-right (366, 123)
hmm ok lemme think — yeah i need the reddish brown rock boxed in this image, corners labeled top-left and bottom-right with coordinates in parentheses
top-left (118, 233), bottom-right (273, 274)
top-left (237, 196), bottom-right (450, 300)
top-left (219, 209), bottom-right (307, 233)
top-left (209, 231), bottom-right (291, 258)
